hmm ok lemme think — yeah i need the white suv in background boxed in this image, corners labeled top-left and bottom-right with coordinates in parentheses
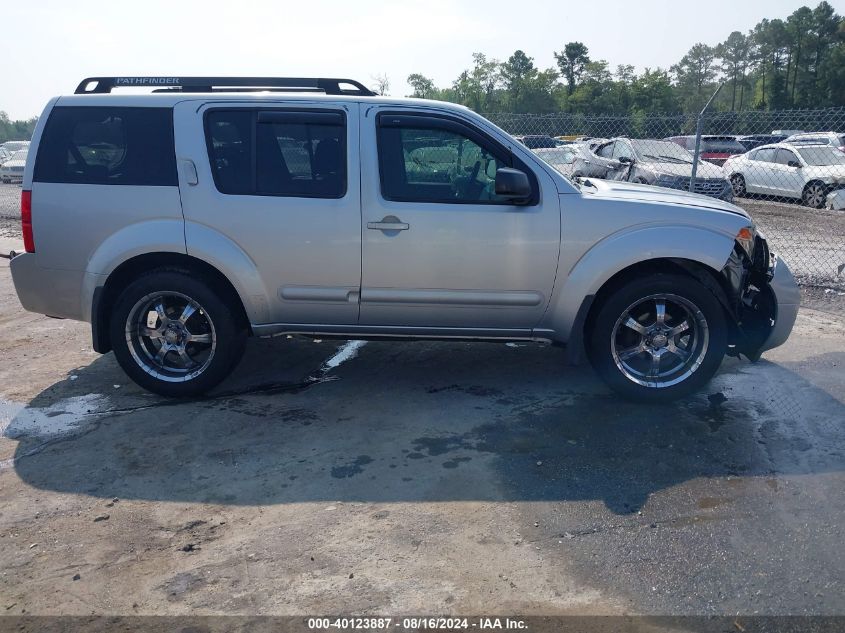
top-left (724, 143), bottom-right (845, 208)
top-left (784, 132), bottom-right (845, 152)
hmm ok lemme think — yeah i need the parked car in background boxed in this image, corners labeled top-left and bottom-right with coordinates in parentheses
top-left (827, 189), bottom-right (845, 210)
top-left (533, 144), bottom-right (622, 180)
top-left (0, 147), bottom-right (12, 165)
top-left (723, 143), bottom-right (845, 208)
top-left (594, 138), bottom-right (733, 200)
top-left (772, 129), bottom-right (805, 137)
top-left (514, 134), bottom-right (558, 149)
top-left (665, 135), bottom-right (747, 166)
top-left (0, 140), bottom-right (31, 154)
top-left (736, 134), bottom-right (788, 151)
top-left (0, 149), bottom-right (27, 183)
top-left (783, 132), bottom-right (845, 152)
top-left (532, 147), bottom-right (579, 176)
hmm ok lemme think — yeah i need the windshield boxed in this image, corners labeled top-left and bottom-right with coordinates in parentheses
top-left (701, 139), bottom-right (746, 153)
top-left (797, 146), bottom-right (845, 166)
top-left (631, 140), bottom-right (694, 163)
top-left (521, 136), bottom-right (557, 149)
top-left (10, 150), bottom-right (28, 161)
top-left (534, 148), bottom-right (576, 165)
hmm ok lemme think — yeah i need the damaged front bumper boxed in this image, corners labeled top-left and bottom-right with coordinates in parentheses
top-left (721, 235), bottom-right (800, 360)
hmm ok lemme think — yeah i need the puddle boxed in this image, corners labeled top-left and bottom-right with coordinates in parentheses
top-left (0, 394), bottom-right (105, 439)
top-left (320, 340), bottom-right (366, 373)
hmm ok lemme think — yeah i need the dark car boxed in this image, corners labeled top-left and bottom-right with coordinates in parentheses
top-left (664, 135), bottom-right (747, 166)
top-left (514, 134), bottom-right (558, 149)
top-left (736, 134), bottom-right (788, 151)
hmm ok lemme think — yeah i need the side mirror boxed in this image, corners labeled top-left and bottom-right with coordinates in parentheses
top-left (788, 160), bottom-right (801, 168)
top-left (618, 156), bottom-right (634, 165)
top-left (495, 167), bottom-right (532, 200)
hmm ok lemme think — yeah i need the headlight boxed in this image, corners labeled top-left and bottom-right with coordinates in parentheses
top-left (736, 226), bottom-right (756, 259)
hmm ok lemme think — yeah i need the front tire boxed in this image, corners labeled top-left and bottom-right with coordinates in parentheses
top-left (802, 181), bottom-right (826, 208)
top-left (109, 270), bottom-right (247, 397)
top-left (587, 274), bottom-right (728, 402)
top-left (730, 173), bottom-right (747, 198)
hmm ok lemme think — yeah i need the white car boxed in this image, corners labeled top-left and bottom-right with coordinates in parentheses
top-left (724, 143), bottom-right (845, 208)
top-left (0, 147), bottom-right (12, 164)
top-left (784, 132), bottom-right (845, 152)
top-left (0, 149), bottom-right (27, 183)
top-left (0, 140), bottom-right (30, 154)
top-left (533, 144), bottom-right (621, 180)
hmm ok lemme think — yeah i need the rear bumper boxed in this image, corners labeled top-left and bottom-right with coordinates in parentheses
top-left (759, 255), bottom-right (800, 353)
top-left (10, 253), bottom-right (86, 320)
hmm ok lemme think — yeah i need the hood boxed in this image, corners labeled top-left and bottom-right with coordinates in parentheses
top-left (579, 178), bottom-right (750, 219)
top-left (638, 158), bottom-right (724, 179)
top-left (804, 164), bottom-right (845, 182)
top-left (2, 159), bottom-right (26, 168)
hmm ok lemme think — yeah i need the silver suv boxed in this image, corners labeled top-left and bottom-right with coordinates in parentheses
top-left (10, 76), bottom-right (799, 401)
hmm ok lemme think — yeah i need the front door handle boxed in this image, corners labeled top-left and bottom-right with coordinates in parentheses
top-left (367, 215), bottom-right (409, 231)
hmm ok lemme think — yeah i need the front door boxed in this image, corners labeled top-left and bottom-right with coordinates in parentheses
top-left (175, 101), bottom-right (361, 325)
top-left (358, 108), bottom-right (560, 332)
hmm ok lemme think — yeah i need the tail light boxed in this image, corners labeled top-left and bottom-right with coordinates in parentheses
top-left (21, 190), bottom-right (34, 253)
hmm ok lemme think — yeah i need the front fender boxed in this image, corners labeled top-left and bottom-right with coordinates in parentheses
top-left (541, 224), bottom-right (736, 341)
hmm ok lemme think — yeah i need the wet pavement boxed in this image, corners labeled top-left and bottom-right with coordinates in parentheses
top-left (0, 246), bottom-right (844, 615)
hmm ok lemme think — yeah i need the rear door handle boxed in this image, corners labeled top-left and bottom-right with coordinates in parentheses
top-left (367, 215), bottom-right (409, 231)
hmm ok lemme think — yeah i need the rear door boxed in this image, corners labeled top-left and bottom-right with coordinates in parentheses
top-left (772, 148), bottom-right (805, 198)
top-left (357, 107), bottom-right (560, 331)
top-left (744, 148), bottom-right (777, 195)
top-left (175, 100), bottom-right (361, 326)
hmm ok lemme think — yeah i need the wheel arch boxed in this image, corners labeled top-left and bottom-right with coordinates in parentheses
top-left (563, 257), bottom-right (734, 364)
top-left (542, 224), bottom-right (738, 360)
top-left (91, 252), bottom-right (252, 354)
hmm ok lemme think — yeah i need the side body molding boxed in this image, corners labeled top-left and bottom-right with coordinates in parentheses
top-left (541, 224), bottom-right (737, 342)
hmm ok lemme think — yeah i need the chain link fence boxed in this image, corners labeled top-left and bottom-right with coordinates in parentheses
top-left (488, 107), bottom-right (845, 291)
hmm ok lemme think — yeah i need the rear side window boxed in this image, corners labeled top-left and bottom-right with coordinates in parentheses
top-left (35, 106), bottom-right (176, 185)
top-left (701, 139), bottom-right (746, 154)
top-left (774, 148), bottom-right (798, 165)
top-left (752, 148), bottom-right (776, 162)
top-left (205, 109), bottom-right (346, 198)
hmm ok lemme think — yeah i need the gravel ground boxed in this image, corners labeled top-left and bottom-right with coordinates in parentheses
top-left (1, 251), bottom-right (844, 617)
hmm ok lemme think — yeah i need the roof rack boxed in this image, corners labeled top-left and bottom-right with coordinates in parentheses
top-left (74, 77), bottom-right (376, 97)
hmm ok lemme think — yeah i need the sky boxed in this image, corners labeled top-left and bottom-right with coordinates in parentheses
top-left (3, 0), bottom-right (844, 120)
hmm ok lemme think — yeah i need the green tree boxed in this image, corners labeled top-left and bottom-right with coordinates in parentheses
top-left (671, 43), bottom-right (719, 110)
top-left (718, 31), bottom-right (752, 110)
top-left (407, 73), bottom-right (437, 99)
top-left (554, 42), bottom-right (590, 96)
top-left (630, 68), bottom-right (679, 113)
top-left (500, 50), bottom-right (538, 111)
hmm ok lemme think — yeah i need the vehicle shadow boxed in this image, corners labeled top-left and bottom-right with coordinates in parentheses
top-left (6, 337), bottom-right (845, 514)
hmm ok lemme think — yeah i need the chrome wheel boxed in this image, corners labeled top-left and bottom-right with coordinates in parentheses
top-left (730, 174), bottom-right (746, 197)
top-left (802, 182), bottom-right (826, 208)
top-left (610, 294), bottom-right (709, 389)
top-left (124, 291), bottom-right (217, 383)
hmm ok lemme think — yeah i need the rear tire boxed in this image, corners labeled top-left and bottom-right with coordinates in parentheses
top-left (109, 270), bottom-right (247, 397)
top-left (587, 274), bottom-right (728, 402)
